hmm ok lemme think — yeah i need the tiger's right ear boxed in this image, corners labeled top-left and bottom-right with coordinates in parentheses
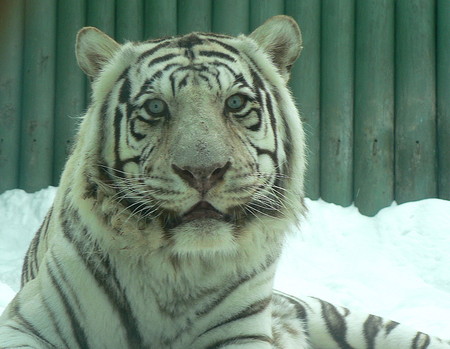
top-left (249, 15), bottom-right (302, 82)
top-left (76, 27), bottom-right (120, 79)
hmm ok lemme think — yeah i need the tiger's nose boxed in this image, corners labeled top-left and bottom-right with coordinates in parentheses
top-left (172, 161), bottom-right (231, 194)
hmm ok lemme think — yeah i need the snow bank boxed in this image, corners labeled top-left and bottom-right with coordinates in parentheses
top-left (275, 198), bottom-right (450, 338)
top-left (1, 187), bottom-right (449, 338)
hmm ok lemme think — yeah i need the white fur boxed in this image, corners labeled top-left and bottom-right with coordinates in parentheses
top-left (1, 15), bottom-right (448, 349)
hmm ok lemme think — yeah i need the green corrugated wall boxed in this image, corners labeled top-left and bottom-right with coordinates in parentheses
top-left (0, 0), bottom-right (449, 216)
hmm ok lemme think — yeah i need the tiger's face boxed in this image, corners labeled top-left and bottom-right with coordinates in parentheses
top-left (74, 16), bottom-right (305, 255)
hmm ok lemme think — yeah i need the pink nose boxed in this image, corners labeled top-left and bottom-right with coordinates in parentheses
top-left (172, 161), bottom-right (231, 194)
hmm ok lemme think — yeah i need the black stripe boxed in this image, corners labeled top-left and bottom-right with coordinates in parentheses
top-left (47, 259), bottom-right (89, 349)
top-left (281, 107), bottom-right (293, 183)
top-left (12, 303), bottom-right (55, 348)
top-left (385, 320), bottom-right (400, 335)
top-left (137, 40), bottom-right (172, 63)
top-left (20, 257), bottom-right (28, 286)
top-left (413, 332), bottom-right (431, 349)
top-left (194, 273), bottom-right (254, 317)
top-left (246, 112), bottom-right (262, 131)
top-left (100, 96), bottom-right (110, 119)
top-left (198, 32), bottom-right (233, 40)
top-left (200, 297), bottom-right (271, 337)
top-left (196, 255), bottom-right (277, 317)
top-left (159, 62), bottom-right (182, 73)
top-left (21, 208), bottom-right (53, 287)
top-left (209, 61), bottom-right (239, 78)
top-left (51, 250), bottom-right (85, 315)
top-left (246, 68), bottom-right (265, 133)
top-left (41, 292), bottom-right (70, 348)
top-left (205, 335), bottom-right (273, 349)
top-left (253, 144), bottom-right (277, 162)
top-left (99, 94), bottom-right (110, 166)
top-left (135, 71), bottom-right (161, 100)
top-left (242, 52), bottom-right (265, 78)
top-left (274, 293), bottom-right (311, 338)
top-left (363, 315), bottom-right (382, 349)
top-left (199, 50), bottom-right (236, 62)
top-left (148, 53), bottom-right (178, 67)
top-left (232, 100), bottom-right (256, 114)
top-left (170, 72), bottom-right (176, 96)
top-left (318, 299), bottom-right (355, 349)
top-left (247, 123), bottom-right (261, 132)
top-left (178, 74), bottom-right (189, 89)
top-left (61, 211), bottom-right (144, 348)
top-left (174, 64), bottom-right (210, 73)
top-left (2, 325), bottom-right (56, 348)
top-left (233, 73), bottom-right (251, 89)
top-left (208, 67), bottom-right (222, 90)
top-left (275, 292), bottom-right (313, 318)
top-left (264, 90), bottom-right (278, 162)
top-left (244, 70), bottom-right (277, 161)
top-left (21, 246), bottom-right (32, 286)
top-left (206, 38), bottom-right (240, 55)
top-left (119, 77), bottom-right (131, 104)
top-left (177, 34), bottom-right (204, 49)
top-left (122, 155), bottom-right (141, 166)
top-left (136, 115), bottom-right (157, 125)
top-left (198, 73), bottom-right (214, 89)
top-left (135, 63), bottom-right (182, 100)
top-left (161, 59), bottom-right (235, 85)
top-left (130, 118), bottom-right (147, 140)
top-left (113, 107), bottom-right (123, 172)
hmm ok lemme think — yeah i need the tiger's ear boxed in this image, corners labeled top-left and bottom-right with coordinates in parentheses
top-left (249, 15), bottom-right (302, 81)
top-left (76, 27), bottom-right (120, 79)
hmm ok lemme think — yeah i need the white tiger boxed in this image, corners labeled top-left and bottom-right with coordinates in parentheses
top-left (0, 15), bottom-right (448, 349)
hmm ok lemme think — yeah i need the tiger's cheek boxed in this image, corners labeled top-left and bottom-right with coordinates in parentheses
top-left (258, 155), bottom-right (275, 177)
top-left (123, 162), bottom-right (140, 175)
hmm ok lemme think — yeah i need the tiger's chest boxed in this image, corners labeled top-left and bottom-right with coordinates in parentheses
top-left (46, 229), bottom-right (276, 347)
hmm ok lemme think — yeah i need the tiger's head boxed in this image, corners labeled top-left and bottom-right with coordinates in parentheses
top-left (69, 16), bottom-right (305, 257)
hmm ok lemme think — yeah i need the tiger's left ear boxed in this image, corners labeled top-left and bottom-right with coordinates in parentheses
top-left (249, 15), bottom-right (302, 81)
top-left (76, 27), bottom-right (120, 80)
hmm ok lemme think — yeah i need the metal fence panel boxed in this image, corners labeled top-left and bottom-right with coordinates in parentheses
top-left (354, 0), bottom-right (395, 216)
top-left (320, 0), bottom-right (355, 207)
top-left (116, 0), bottom-right (144, 42)
top-left (53, 0), bottom-right (86, 185)
top-left (19, 0), bottom-right (57, 192)
top-left (178, 0), bottom-right (212, 34)
top-left (86, 0), bottom-right (115, 37)
top-left (395, 0), bottom-right (437, 204)
top-left (285, 0), bottom-right (321, 201)
top-left (144, 0), bottom-right (177, 38)
top-left (212, 0), bottom-right (250, 36)
top-left (0, 0), bottom-right (23, 193)
top-left (0, 0), bottom-right (447, 216)
top-left (249, 0), bottom-right (284, 31)
top-left (437, 0), bottom-right (450, 200)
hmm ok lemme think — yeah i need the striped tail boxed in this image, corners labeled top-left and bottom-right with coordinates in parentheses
top-left (275, 291), bottom-right (450, 349)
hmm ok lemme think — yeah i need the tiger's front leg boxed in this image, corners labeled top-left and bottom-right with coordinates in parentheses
top-left (0, 319), bottom-right (52, 349)
top-left (0, 278), bottom-right (62, 349)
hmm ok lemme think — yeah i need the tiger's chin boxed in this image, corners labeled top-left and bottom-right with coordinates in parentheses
top-left (168, 218), bottom-right (239, 257)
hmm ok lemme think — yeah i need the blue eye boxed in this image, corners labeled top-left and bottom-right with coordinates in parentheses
top-left (226, 94), bottom-right (246, 110)
top-left (145, 98), bottom-right (167, 115)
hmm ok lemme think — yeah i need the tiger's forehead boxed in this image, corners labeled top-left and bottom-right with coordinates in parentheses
top-left (134, 33), bottom-right (243, 68)
top-left (139, 33), bottom-right (240, 62)
top-left (126, 33), bottom-right (252, 97)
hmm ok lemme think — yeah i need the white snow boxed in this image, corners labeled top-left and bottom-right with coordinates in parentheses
top-left (1, 187), bottom-right (449, 339)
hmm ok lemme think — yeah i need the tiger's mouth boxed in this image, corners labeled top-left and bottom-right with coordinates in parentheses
top-left (160, 201), bottom-right (242, 230)
top-left (182, 201), bottom-right (225, 223)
